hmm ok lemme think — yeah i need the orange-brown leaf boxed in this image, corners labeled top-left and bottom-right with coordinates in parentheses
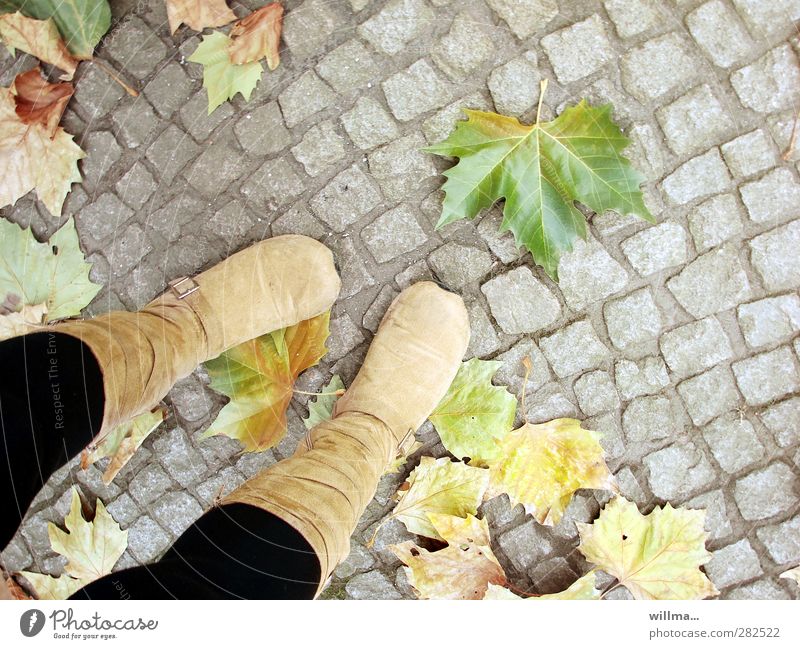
top-left (0, 12), bottom-right (78, 80)
top-left (228, 3), bottom-right (283, 69)
top-left (13, 68), bottom-right (73, 138)
top-left (165, 0), bottom-right (237, 34)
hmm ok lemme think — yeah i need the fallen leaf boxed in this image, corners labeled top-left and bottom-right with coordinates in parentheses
top-left (188, 30), bottom-right (262, 114)
top-left (4, 577), bottom-right (31, 599)
top-left (577, 496), bottom-right (719, 600)
top-left (780, 566), bottom-right (800, 586)
top-left (81, 409), bottom-right (166, 484)
top-left (204, 312), bottom-right (331, 452)
top-left (392, 514), bottom-right (506, 599)
top-left (0, 302), bottom-right (46, 341)
top-left (228, 2), bottom-right (283, 69)
top-left (483, 571), bottom-right (601, 600)
top-left (165, 0), bottom-right (236, 34)
top-left (389, 456), bottom-right (489, 540)
top-left (19, 487), bottom-right (127, 599)
top-left (429, 358), bottom-right (517, 466)
top-left (0, 11), bottom-right (77, 79)
top-left (13, 67), bottom-right (73, 136)
top-left (386, 440), bottom-right (423, 474)
top-left (0, 217), bottom-right (100, 321)
top-left (302, 374), bottom-right (345, 430)
top-left (0, 70), bottom-right (84, 215)
top-left (482, 583), bottom-right (522, 599)
top-left (0, 0), bottom-right (111, 59)
top-left (487, 419), bottom-right (616, 526)
top-left (426, 100), bottom-right (653, 280)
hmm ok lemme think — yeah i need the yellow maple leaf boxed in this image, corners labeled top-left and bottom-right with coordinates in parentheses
top-left (19, 488), bottom-right (127, 599)
top-left (203, 312), bottom-right (330, 452)
top-left (81, 409), bottom-right (166, 485)
top-left (483, 571), bottom-right (601, 600)
top-left (165, 0), bottom-right (237, 34)
top-left (389, 456), bottom-right (489, 540)
top-left (392, 514), bottom-right (506, 599)
top-left (0, 302), bottom-right (46, 341)
top-left (228, 2), bottom-right (283, 69)
top-left (0, 69), bottom-right (83, 216)
top-left (0, 11), bottom-right (78, 80)
top-left (780, 566), bottom-right (800, 586)
top-left (487, 419), bottom-right (616, 526)
top-left (577, 496), bottom-right (719, 600)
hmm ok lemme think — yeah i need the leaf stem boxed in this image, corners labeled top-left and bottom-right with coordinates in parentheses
top-left (782, 110), bottom-right (799, 161)
top-left (535, 78), bottom-right (548, 126)
top-left (293, 389), bottom-right (345, 397)
top-left (92, 59), bottom-right (139, 97)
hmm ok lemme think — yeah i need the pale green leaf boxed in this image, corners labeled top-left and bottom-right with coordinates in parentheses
top-left (19, 572), bottom-right (81, 599)
top-left (303, 374), bottom-right (344, 430)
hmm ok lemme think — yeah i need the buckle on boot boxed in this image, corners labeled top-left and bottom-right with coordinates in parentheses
top-left (168, 276), bottom-right (199, 299)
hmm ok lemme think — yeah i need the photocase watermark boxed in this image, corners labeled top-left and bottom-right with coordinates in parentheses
top-left (18, 608), bottom-right (158, 641)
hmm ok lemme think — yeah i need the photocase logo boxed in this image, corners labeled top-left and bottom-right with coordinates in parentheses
top-left (20, 609), bottom-right (45, 637)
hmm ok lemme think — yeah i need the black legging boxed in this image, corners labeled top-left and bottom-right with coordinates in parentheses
top-left (0, 332), bottom-right (320, 599)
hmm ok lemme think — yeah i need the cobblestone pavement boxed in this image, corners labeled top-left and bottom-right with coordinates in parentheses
top-left (2, 0), bottom-right (800, 600)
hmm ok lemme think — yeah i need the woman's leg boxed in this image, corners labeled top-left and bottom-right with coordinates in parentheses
top-left (72, 504), bottom-right (320, 599)
top-left (0, 332), bottom-right (103, 547)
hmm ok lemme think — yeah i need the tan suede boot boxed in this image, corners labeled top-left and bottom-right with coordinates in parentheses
top-left (46, 235), bottom-right (340, 447)
top-left (222, 281), bottom-right (470, 596)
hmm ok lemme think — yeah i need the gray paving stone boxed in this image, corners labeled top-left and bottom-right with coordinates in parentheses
top-left (194, 468), bottom-right (244, 506)
top-left (126, 516), bottom-right (170, 563)
top-left (476, 211), bottom-right (522, 264)
top-left (332, 237), bottom-right (376, 299)
top-left (128, 464), bottom-right (172, 506)
top-left (759, 398), bottom-right (800, 448)
top-left (615, 356), bottom-right (670, 400)
top-left (622, 394), bottom-right (684, 443)
top-left (525, 383), bottom-right (580, 423)
top-left (422, 92), bottom-right (490, 144)
top-left (150, 491), bottom-right (203, 537)
top-left (738, 294), bottom-right (800, 348)
top-left (341, 96), bottom-right (400, 150)
top-left (143, 62), bottom-right (194, 118)
top-left (620, 33), bottom-right (700, 103)
top-left (603, 0), bottom-right (663, 39)
top-left (643, 441), bottom-right (716, 501)
top-left (726, 580), bottom-right (791, 600)
top-left (334, 542), bottom-right (376, 579)
top-left (241, 158), bottom-right (304, 209)
top-left (73, 61), bottom-right (125, 121)
top-left (731, 45), bottom-right (800, 114)
top-left (382, 60), bottom-right (454, 121)
top-left (485, 0), bottom-right (558, 40)
top-left (346, 570), bottom-right (403, 600)
top-left (310, 164), bottom-right (382, 231)
top-left (107, 222), bottom-right (152, 278)
top-left (687, 194), bottom-right (745, 252)
top-left (363, 285), bottom-right (399, 333)
top-left (660, 317), bottom-right (733, 378)
top-left (481, 267), bottom-right (561, 335)
top-left (368, 132), bottom-right (438, 203)
top-left (557, 237), bottom-right (629, 310)
top-left (186, 138), bottom-right (244, 199)
top-left (667, 245), bottom-right (751, 318)
top-left (733, 346), bottom-right (800, 406)
top-left (686, 0), bottom-right (756, 68)
top-left (111, 100), bottom-right (160, 149)
top-left (145, 124), bottom-right (200, 184)
top-left (233, 102), bottom-right (291, 155)
top-left (208, 200), bottom-right (255, 245)
top-left (677, 365), bottom-right (741, 426)
top-left (541, 15), bottom-right (616, 85)
top-left (75, 192), bottom-right (133, 244)
top-left (428, 243), bottom-right (492, 290)
top-left (433, 10), bottom-right (495, 80)
top-left (358, 0), bottom-right (433, 56)
top-left (539, 320), bottom-right (609, 378)
top-left (497, 519), bottom-right (555, 571)
top-left (291, 121), bottom-right (348, 177)
top-left (574, 371), bottom-right (620, 416)
top-left (615, 467), bottom-right (647, 504)
top-left (272, 204), bottom-right (325, 240)
top-left (179, 91), bottom-right (233, 141)
top-left (585, 412), bottom-right (625, 460)
top-left (278, 71), bottom-right (337, 128)
top-left (740, 168), bottom-right (800, 226)
top-left (488, 53), bottom-right (540, 116)
top-left (494, 338), bottom-right (551, 395)
top-left (621, 222), bottom-right (688, 276)
top-left (106, 16), bottom-right (167, 79)
top-left (756, 515), bottom-right (800, 565)
top-left (749, 220), bottom-right (800, 291)
top-left (80, 131), bottom-right (122, 191)
top-left (734, 463), bottom-right (798, 521)
top-left (316, 39), bottom-right (382, 94)
top-left (685, 490), bottom-right (733, 541)
top-left (706, 540), bottom-right (763, 589)
top-left (731, 0), bottom-right (800, 40)
top-left (153, 427), bottom-right (208, 488)
top-left (767, 111), bottom-right (800, 163)
top-left (604, 288), bottom-right (662, 351)
top-left (657, 85), bottom-right (736, 156)
top-left (703, 413), bottom-right (765, 473)
top-left (362, 204), bottom-right (427, 263)
top-left (282, 0), bottom-right (345, 60)
top-left (465, 302), bottom-right (501, 358)
top-left (235, 449), bottom-right (276, 479)
top-left (115, 162), bottom-right (157, 211)
top-left (661, 149), bottom-right (732, 205)
top-left (721, 130), bottom-right (778, 178)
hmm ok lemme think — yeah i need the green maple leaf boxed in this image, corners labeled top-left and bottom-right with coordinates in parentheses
top-left (426, 99), bottom-right (653, 280)
top-left (0, 0), bottom-right (110, 59)
top-left (429, 359), bottom-right (517, 466)
top-left (0, 217), bottom-right (101, 322)
top-left (188, 31), bottom-right (262, 114)
top-left (303, 374), bottom-right (345, 430)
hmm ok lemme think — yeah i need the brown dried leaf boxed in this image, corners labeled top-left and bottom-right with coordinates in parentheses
top-left (0, 11), bottom-right (78, 80)
top-left (12, 68), bottom-right (73, 137)
top-left (228, 2), bottom-right (283, 69)
top-left (165, 0), bottom-right (237, 34)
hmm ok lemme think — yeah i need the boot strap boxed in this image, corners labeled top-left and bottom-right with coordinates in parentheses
top-left (304, 425), bottom-right (417, 461)
top-left (168, 276), bottom-right (200, 299)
